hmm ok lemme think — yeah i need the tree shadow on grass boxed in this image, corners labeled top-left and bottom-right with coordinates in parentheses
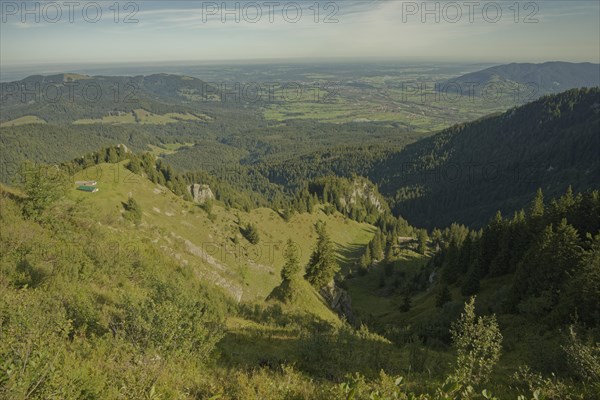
top-left (335, 242), bottom-right (368, 274)
top-left (216, 321), bottom-right (406, 381)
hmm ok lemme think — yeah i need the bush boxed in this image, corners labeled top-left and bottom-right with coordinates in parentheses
top-left (407, 342), bottom-right (429, 373)
top-left (241, 223), bottom-right (260, 244)
top-left (449, 296), bottom-right (503, 387)
top-left (21, 162), bottom-right (68, 221)
top-left (0, 290), bottom-right (72, 398)
top-left (513, 366), bottom-right (577, 400)
top-left (563, 326), bottom-right (600, 388)
top-left (123, 197), bottom-right (142, 224)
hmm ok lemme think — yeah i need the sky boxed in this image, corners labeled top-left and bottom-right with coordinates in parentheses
top-left (1, 0), bottom-right (599, 68)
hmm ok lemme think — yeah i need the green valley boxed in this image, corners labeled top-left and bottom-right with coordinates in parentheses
top-left (1, 62), bottom-right (599, 400)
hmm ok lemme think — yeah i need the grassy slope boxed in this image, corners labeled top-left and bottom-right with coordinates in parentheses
top-left (345, 249), bottom-right (573, 391)
top-left (0, 115), bottom-right (47, 127)
top-left (66, 162), bottom-right (396, 376)
top-left (5, 163), bottom-right (565, 396)
top-left (69, 162), bottom-right (375, 322)
top-left (63, 162), bottom-right (562, 391)
top-left (346, 251), bottom-right (430, 324)
top-left (72, 109), bottom-right (205, 125)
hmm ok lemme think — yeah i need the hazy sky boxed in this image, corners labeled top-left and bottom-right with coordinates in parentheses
top-left (1, 1), bottom-right (599, 67)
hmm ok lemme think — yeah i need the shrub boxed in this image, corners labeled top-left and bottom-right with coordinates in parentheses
top-left (21, 162), bottom-right (68, 221)
top-left (449, 296), bottom-right (503, 387)
top-left (241, 223), bottom-right (260, 244)
top-left (563, 326), bottom-right (600, 388)
top-left (123, 197), bottom-right (142, 224)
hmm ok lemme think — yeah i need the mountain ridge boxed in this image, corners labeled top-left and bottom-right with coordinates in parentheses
top-left (371, 87), bottom-right (600, 227)
top-left (442, 61), bottom-right (600, 97)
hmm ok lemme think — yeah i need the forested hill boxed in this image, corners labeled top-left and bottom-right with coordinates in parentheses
top-left (0, 73), bottom-right (229, 124)
top-left (372, 87), bottom-right (600, 228)
top-left (443, 62), bottom-right (600, 96)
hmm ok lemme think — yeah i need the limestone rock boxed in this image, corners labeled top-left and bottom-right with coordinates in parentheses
top-left (320, 283), bottom-right (355, 324)
top-left (189, 184), bottom-right (214, 205)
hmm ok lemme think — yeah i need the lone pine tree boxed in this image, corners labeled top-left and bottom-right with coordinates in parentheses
top-left (305, 222), bottom-right (339, 288)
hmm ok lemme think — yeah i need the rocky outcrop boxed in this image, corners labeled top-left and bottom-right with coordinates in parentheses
top-left (337, 179), bottom-right (385, 214)
top-left (320, 284), bottom-right (355, 324)
top-left (116, 143), bottom-right (131, 154)
top-left (189, 184), bottom-right (214, 205)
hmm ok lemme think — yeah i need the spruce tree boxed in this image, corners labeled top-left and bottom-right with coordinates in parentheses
top-left (107, 146), bottom-right (119, 163)
top-left (127, 157), bottom-right (142, 175)
top-left (510, 219), bottom-right (582, 313)
top-left (568, 233), bottom-right (600, 326)
top-left (243, 224), bottom-right (260, 245)
top-left (358, 246), bottom-right (371, 276)
top-left (21, 162), bottom-right (68, 221)
top-left (417, 229), bottom-right (429, 255)
top-left (431, 228), bottom-right (443, 250)
top-left (370, 232), bottom-right (384, 261)
top-left (282, 208), bottom-right (293, 222)
top-left (385, 235), bottom-right (396, 264)
top-left (529, 188), bottom-right (545, 219)
top-left (442, 239), bottom-right (461, 284)
top-left (480, 211), bottom-right (504, 275)
top-left (281, 239), bottom-right (300, 281)
top-left (276, 239), bottom-right (302, 302)
top-left (305, 222), bottom-right (339, 288)
top-left (123, 197), bottom-right (142, 224)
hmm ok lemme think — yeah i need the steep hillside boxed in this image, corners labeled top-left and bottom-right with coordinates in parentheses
top-left (372, 88), bottom-right (600, 227)
top-left (2, 154), bottom-right (598, 398)
top-left (1, 160), bottom-right (431, 398)
top-left (68, 162), bottom-right (375, 306)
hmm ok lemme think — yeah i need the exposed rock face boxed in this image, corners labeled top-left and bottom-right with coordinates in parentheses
top-left (189, 184), bottom-right (214, 205)
top-left (337, 180), bottom-right (385, 214)
top-left (429, 270), bottom-right (437, 284)
top-left (116, 143), bottom-right (131, 154)
top-left (320, 284), bottom-right (355, 324)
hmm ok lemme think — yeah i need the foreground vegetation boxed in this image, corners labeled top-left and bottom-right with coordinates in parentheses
top-left (1, 151), bottom-right (598, 398)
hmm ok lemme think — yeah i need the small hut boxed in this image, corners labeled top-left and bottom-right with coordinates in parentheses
top-left (77, 185), bottom-right (99, 193)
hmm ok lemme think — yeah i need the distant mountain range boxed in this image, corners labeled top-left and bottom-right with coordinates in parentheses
top-left (0, 73), bottom-right (224, 124)
top-left (442, 62), bottom-right (599, 98)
